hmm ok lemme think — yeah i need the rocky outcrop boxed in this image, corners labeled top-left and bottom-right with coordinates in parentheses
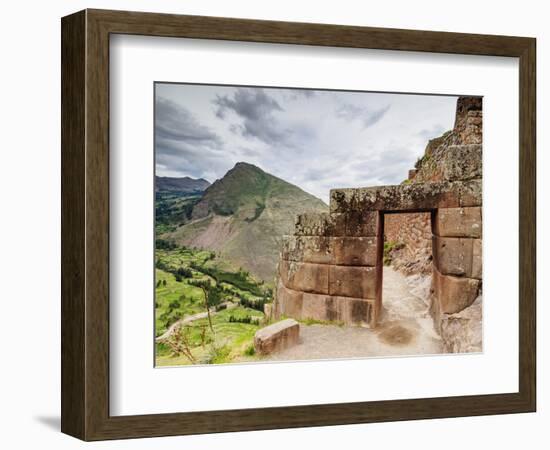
top-left (384, 97), bottom-right (482, 279)
top-left (412, 97), bottom-right (482, 184)
top-left (440, 296), bottom-right (482, 353)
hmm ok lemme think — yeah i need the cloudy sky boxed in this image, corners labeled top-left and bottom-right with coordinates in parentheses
top-left (155, 83), bottom-right (457, 203)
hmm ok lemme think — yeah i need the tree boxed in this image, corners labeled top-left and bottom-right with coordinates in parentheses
top-left (191, 280), bottom-right (222, 333)
top-left (165, 325), bottom-right (196, 363)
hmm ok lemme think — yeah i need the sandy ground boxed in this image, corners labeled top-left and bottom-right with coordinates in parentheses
top-left (264, 267), bottom-right (442, 361)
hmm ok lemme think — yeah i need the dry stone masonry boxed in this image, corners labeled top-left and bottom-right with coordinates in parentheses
top-left (274, 96), bottom-right (483, 338)
top-left (384, 212), bottom-right (432, 275)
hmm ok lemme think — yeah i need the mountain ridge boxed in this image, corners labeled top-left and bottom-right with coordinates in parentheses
top-left (155, 175), bottom-right (211, 194)
top-left (161, 162), bottom-right (328, 282)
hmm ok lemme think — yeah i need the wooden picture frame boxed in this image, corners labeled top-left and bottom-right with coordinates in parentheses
top-left (61, 9), bottom-right (536, 441)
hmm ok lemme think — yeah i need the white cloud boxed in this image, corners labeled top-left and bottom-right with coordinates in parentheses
top-left (155, 83), bottom-right (458, 203)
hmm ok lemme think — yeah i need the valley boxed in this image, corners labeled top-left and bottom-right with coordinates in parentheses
top-left (154, 246), bottom-right (269, 366)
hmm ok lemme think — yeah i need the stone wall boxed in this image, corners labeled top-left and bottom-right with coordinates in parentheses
top-left (384, 212), bottom-right (432, 275)
top-left (275, 211), bottom-right (382, 327)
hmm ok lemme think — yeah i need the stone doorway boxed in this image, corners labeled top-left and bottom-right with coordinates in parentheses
top-left (379, 210), bottom-right (434, 323)
top-left (274, 180), bottom-right (482, 330)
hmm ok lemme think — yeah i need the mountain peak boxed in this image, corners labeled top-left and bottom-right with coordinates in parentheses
top-left (166, 162), bottom-right (328, 281)
top-left (232, 161), bottom-right (263, 172)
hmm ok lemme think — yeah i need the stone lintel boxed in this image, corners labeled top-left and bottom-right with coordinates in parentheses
top-left (329, 180), bottom-right (481, 214)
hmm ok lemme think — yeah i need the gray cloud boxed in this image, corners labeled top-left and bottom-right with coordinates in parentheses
top-left (155, 96), bottom-right (226, 181)
top-left (156, 97), bottom-right (222, 145)
top-left (213, 88), bottom-right (295, 146)
top-left (288, 89), bottom-right (316, 100)
top-left (336, 103), bottom-right (391, 128)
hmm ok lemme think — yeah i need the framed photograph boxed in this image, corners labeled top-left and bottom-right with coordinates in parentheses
top-left (61, 9), bottom-right (536, 441)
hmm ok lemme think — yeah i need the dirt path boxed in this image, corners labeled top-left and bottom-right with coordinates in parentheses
top-left (155, 302), bottom-right (236, 342)
top-left (264, 267), bottom-right (442, 361)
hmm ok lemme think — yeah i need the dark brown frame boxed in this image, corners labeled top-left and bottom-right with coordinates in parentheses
top-left (61, 9), bottom-right (536, 441)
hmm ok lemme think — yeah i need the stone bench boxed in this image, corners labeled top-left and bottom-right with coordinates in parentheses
top-left (254, 319), bottom-right (300, 355)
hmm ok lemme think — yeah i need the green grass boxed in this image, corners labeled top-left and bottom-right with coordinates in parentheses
top-left (154, 269), bottom-right (207, 336)
top-left (383, 241), bottom-right (405, 266)
top-left (155, 306), bottom-right (264, 366)
top-left (298, 317), bottom-right (345, 327)
top-left (155, 246), bottom-right (272, 365)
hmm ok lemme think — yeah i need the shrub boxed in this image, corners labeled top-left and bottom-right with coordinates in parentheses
top-left (168, 299), bottom-right (181, 310)
top-left (243, 344), bottom-right (255, 356)
top-left (228, 315), bottom-right (260, 325)
top-left (155, 238), bottom-right (177, 250)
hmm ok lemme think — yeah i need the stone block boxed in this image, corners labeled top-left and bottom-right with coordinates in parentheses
top-left (472, 239), bottom-right (482, 279)
top-left (281, 235), bottom-right (332, 264)
top-left (433, 236), bottom-right (474, 277)
top-left (294, 213), bottom-right (332, 236)
top-left (441, 145), bottom-right (482, 181)
top-left (254, 319), bottom-right (300, 355)
top-left (301, 293), bottom-right (336, 322)
top-left (330, 180), bottom-right (481, 213)
top-left (301, 294), bottom-right (374, 326)
top-left (435, 207), bottom-right (482, 238)
top-left (328, 265), bottom-right (377, 299)
top-left (344, 211), bottom-right (380, 236)
top-left (328, 213), bottom-right (347, 236)
top-left (440, 296), bottom-right (482, 353)
top-left (344, 297), bottom-right (374, 326)
top-left (331, 236), bottom-right (377, 266)
top-left (278, 259), bottom-right (291, 286)
top-left (433, 268), bottom-right (480, 314)
top-left (281, 261), bottom-right (329, 294)
top-left (275, 280), bottom-right (303, 318)
top-left (458, 180), bottom-right (482, 207)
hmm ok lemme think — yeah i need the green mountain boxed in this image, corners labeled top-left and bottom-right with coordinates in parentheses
top-left (155, 176), bottom-right (211, 234)
top-left (161, 162), bottom-right (328, 282)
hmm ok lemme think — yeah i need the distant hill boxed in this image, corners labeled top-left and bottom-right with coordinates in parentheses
top-left (161, 162), bottom-right (328, 282)
top-left (155, 176), bottom-right (211, 233)
top-left (155, 176), bottom-right (210, 194)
